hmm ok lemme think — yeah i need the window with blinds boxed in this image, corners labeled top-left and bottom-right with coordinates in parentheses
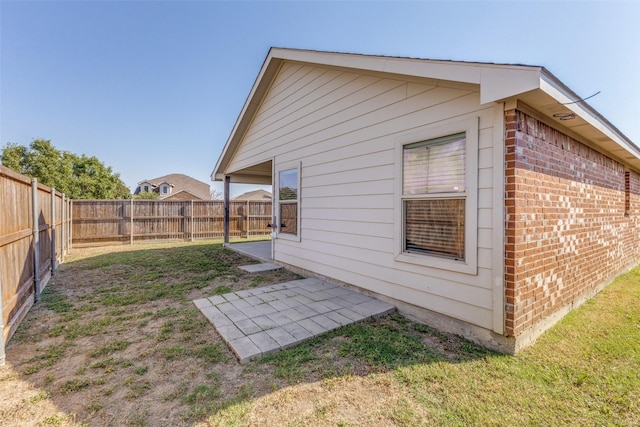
top-left (402, 132), bottom-right (466, 260)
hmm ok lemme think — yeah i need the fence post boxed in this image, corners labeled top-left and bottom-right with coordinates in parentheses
top-left (31, 178), bottom-right (41, 303)
top-left (69, 199), bottom-right (73, 251)
top-left (60, 194), bottom-right (65, 262)
top-left (130, 198), bottom-right (134, 245)
top-left (190, 200), bottom-right (194, 242)
top-left (246, 200), bottom-right (250, 237)
top-left (183, 202), bottom-right (188, 242)
top-left (51, 188), bottom-right (57, 274)
top-left (0, 268), bottom-right (5, 365)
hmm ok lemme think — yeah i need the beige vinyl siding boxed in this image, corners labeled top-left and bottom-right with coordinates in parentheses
top-left (275, 245), bottom-right (494, 327)
top-left (226, 62), bottom-right (500, 331)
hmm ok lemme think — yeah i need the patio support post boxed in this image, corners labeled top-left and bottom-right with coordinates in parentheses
top-left (224, 176), bottom-right (230, 244)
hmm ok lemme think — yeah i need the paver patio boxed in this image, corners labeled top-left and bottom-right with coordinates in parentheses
top-left (194, 276), bottom-right (395, 364)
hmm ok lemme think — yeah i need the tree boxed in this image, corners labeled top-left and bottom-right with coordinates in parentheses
top-left (134, 191), bottom-right (159, 200)
top-left (0, 143), bottom-right (26, 172)
top-left (210, 189), bottom-right (223, 200)
top-left (1, 139), bottom-right (131, 199)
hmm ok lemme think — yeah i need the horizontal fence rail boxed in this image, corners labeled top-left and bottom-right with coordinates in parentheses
top-left (71, 199), bottom-right (273, 246)
top-left (1, 166), bottom-right (71, 364)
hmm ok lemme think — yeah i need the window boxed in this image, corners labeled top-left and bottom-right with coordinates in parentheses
top-left (143, 185), bottom-right (149, 192)
top-left (395, 118), bottom-right (478, 274)
top-left (402, 133), bottom-right (466, 260)
top-left (162, 186), bottom-right (168, 194)
top-left (278, 167), bottom-right (299, 236)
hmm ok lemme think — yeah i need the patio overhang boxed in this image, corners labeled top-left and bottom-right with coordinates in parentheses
top-left (219, 159), bottom-right (273, 245)
top-left (215, 160), bottom-right (272, 185)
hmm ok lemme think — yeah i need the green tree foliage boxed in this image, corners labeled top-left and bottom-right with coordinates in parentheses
top-left (279, 187), bottom-right (297, 200)
top-left (133, 190), bottom-right (159, 199)
top-left (1, 139), bottom-right (131, 199)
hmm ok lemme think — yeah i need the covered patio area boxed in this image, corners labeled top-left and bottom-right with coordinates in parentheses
top-left (216, 159), bottom-right (274, 247)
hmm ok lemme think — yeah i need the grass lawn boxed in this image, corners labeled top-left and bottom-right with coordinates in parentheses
top-left (1, 241), bottom-right (638, 426)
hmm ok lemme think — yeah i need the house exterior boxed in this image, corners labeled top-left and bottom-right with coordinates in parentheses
top-left (212, 48), bottom-right (640, 353)
top-left (134, 174), bottom-right (211, 200)
top-left (232, 189), bottom-right (273, 201)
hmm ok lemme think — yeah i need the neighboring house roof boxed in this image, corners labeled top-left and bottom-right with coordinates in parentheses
top-left (232, 189), bottom-right (272, 201)
top-left (213, 48), bottom-right (640, 181)
top-left (135, 173), bottom-right (210, 200)
top-left (162, 189), bottom-right (205, 201)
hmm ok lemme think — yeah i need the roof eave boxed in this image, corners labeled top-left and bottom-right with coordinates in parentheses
top-left (211, 49), bottom-right (283, 181)
top-left (538, 70), bottom-right (640, 165)
top-left (211, 49), bottom-right (543, 182)
top-left (212, 48), bottom-right (640, 178)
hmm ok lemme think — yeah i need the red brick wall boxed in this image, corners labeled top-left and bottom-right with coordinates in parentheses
top-left (504, 110), bottom-right (640, 336)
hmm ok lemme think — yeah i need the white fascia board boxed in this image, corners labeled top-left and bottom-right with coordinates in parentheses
top-left (272, 48), bottom-right (485, 86)
top-left (540, 73), bottom-right (640, 163)
top-left (290, 52), bottom-right (482, 83)
top-left (480, 67), bottom-right (542, 104)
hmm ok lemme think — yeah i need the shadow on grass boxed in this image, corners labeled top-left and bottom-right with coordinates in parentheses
top-left (195, 312), bottom-right (507, 426)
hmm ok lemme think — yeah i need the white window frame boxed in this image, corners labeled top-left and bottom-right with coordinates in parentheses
top-left (275, 161), bottom-right (301, 242)
top-left (394, 117), bottom-right (478, 275)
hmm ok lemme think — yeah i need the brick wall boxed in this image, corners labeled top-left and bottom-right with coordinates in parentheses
top-left (504, 109), bottom-right (640, 336)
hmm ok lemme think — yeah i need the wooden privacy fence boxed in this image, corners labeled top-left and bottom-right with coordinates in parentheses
top-left (1, 166), bottom-right (71, 365)
top-left (72, 199), bottom-right (273, 246)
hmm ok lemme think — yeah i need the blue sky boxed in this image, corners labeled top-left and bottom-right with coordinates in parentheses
top-left (2, 1), bottom-right (639, 198)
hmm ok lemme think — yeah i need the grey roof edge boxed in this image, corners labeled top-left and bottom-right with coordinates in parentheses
top-left (269, 46), bottom-right (545, 71)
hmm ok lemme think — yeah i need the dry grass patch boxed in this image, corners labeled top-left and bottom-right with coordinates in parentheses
top-left (1, 241), bottom-right (638, 426)
top-left (1, 241), bottom-right (299, 426)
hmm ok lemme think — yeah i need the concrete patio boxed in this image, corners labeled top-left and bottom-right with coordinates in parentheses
top-left (227, 240), bottom-right (283, 273)
top-left (225, 240), bottom-right (273, 262)
top-left (194, 276), bottom-right (396, 364)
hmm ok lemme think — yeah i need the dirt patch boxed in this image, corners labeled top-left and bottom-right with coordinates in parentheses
top-left (242, 375), bottom-right (432, 426)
